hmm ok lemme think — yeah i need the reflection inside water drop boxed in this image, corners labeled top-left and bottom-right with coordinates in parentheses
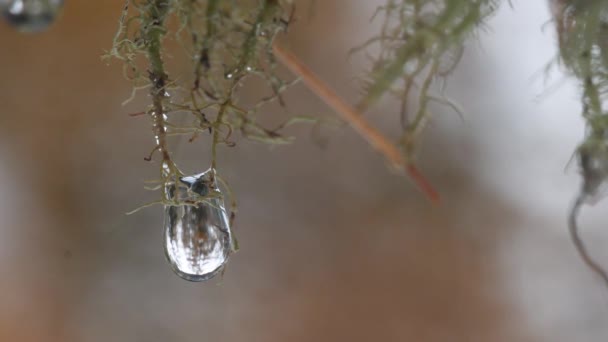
top-left (1, 0), bottom-right (63, 32)
top-left (163, 169), bottom-right (234, 281)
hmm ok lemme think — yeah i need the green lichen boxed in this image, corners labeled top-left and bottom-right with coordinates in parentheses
top-left (355, 0), bottom-right (501, 159)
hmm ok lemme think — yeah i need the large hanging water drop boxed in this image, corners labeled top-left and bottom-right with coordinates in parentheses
top-left (1, 0), bottom-right (63, 33)
top-left (163, 169), bottom-right (234, 281)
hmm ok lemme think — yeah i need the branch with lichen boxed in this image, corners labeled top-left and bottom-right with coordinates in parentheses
top-left (104, 0), bottom-right (298, 217)
top-left (142, 0), bottom-right (180, 202)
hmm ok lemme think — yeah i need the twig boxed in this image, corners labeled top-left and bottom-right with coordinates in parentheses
top-left (272, 42), bottom-right (440, 203)
top-left (569, 195), bottom-right (608, 287)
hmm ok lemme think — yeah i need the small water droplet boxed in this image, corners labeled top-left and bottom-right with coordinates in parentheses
top-left (224, 67), bottom-right (242, 80)
top-left (161, 160), bottom-right (171, 175)
top-left (255, 23), bottom-right (268, 37)
top-left (245, 65), bottom-right (254, 72)
top-left (2, 0), bottom-right (63, 33)
top-left (163, 169), bottom-right (234, 281)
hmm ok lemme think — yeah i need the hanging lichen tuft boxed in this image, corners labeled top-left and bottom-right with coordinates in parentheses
top-left (105, 0), bottom-right (295, 195)
top-left (551, 0), bottom-right (608, 287)
top-left (354, 0), bottom-right (502, 159)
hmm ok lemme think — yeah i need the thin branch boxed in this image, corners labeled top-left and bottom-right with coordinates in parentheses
top-left (272, 42), bottom-right (440, 204)
top-left (569, 195), bottom-right (608, 287)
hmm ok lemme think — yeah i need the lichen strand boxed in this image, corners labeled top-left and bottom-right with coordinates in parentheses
top-left (143, 0), bottom-right (172, 167)
top-left (105, 0), bottom-right (295, 207)
top-left (551, 0), bottom-right (608, 287)
top-left (355, 0), bottom-right (501, 158)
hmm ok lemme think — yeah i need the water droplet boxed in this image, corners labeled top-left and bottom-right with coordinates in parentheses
top-left (160, 160), bottom-right (171, 176)
top-left (255, 23), bottom-right (268, 37)
top-left (245, 65), bottom-right (254, 72)
top-left (224, 71), bottom-right (234, 80)
top-left (163, 169), bottom-right (234, 281)
top-left (2, 0), bottom-right (63, 33)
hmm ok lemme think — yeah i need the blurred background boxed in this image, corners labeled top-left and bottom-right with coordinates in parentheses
top-left (0, 0), bottom-right (607, 341)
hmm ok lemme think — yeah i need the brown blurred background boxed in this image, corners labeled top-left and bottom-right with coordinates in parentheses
top-left (0, 1), bottom-right (607, 341)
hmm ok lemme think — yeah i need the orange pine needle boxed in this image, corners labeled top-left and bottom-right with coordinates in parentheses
top-left (272, 42), bottom-right (440, 204)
